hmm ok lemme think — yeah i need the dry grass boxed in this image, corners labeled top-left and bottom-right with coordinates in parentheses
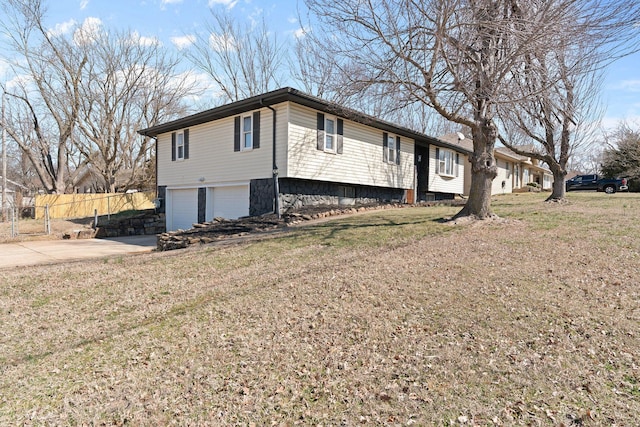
top-left (0, 217), bottom-right (94, 243)
top-left (0, 192), bottom-right (639, 426)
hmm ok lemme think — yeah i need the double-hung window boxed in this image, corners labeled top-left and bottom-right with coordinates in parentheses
top-left (325, 117), bottom-right (336, 152)
top-left (234, 112), bottom-right (260, 152)
top-left (242, 115), bottom-right (253, 150)
top-left (177, 133), bottom-right (185, 159)
top-left (437, 148), bottom-right (456, 176)
top-left (383, 132), bottom-right (400, 165)
top-left (171, 129), bottom-right (189, 161)
top-left (387, 135), bottom-right (396, 164)
top-left (316, 112), bottom-right (343, 154)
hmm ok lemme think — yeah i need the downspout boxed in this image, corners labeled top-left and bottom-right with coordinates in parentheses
top-left (260, 100), bottom-right (280, 219)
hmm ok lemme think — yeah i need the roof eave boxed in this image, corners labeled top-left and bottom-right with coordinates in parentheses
top-left (137, 87), bottom-right (473, 154)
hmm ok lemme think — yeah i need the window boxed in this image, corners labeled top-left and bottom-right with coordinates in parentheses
top-left (171, 129), bottom-right (189, 161)
top-left (387, 134), bottom-right (396, 164)
top-left (243, 115), bottom-right (253, 150)
top-left (316, 112), bottom-right (343, 154)
top-left (505, 161), bottom-right (511, 179)
top-left (325, 117), bottom-right (335, 151)
top-left (338, 185), bottom-right (356, 198)
top-left (437, 148), bottom-right (456, 176)
top-left (383, 132), bottom-right (400, 165)
top-left (234, 112), bottom-right (260, 152)
top-left (177, 133), bottom-right (184, 159)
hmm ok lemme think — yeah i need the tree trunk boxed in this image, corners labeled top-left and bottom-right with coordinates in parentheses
top-left (455, 123), bottom-right (498, 219)
top-left (546, 169), bottom-right (567, 201)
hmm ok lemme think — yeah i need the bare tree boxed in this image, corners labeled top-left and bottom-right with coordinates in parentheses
top-left (1, 0), bottom-right (86, 193)
top-left (184, 9), bottom-right (287, 104)
top-left (304, 0), bottom-right (640, 218)
top-left (498, 47), bottom-right (605, 201)
top-left (75, 28), bottom-right (197, 192)
top-left (496, 0), bottom-right (639, 202)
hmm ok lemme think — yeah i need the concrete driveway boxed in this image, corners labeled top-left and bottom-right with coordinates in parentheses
top-left (0, 235), bottom-right (158, 269)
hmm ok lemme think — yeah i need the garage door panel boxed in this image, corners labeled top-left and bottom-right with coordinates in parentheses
top-left (169, 188), bottom-right (198, 231)
top-left (212, 185), bottom-right (249, 219)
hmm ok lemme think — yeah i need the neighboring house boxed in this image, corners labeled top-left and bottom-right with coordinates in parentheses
top-left (71, 163), bottom-right (138, 193)
top-left (440, 134), bottom-right (554, 196)
top-left (138, 87), bottom-right (470, 231)
top-left (0, 177), bottom-right (32, 215)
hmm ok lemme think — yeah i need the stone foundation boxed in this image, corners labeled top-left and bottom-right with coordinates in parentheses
top-left (278, 178), bottom-right (405, 212)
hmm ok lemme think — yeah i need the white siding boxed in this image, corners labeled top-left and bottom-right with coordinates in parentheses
top-left (428, 145), bottom-right (465, 194)
top-left (492, 157), bottom-right (514, 195)
top-left (157, 104), bottom-right (287, 188)
top-left (284, 103), bottom-right (414, 189)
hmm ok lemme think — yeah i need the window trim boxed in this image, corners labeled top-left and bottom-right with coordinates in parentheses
top-left (324, 115), bottom-right (337, 153)
top-left (171, 129), bottom-right (189, 161)
top-left (387, 134), bottom-right (397, 164)
top-left (383, 132), bottom-right (401, 165)
top-left (317, 112), bottom-right (343, 154)
top-left (177, 132), bottom-right (185, 160)
top-left (241, 114), bottom-right (253, 151)
top-left (436, 147), bottom-right (456, 177)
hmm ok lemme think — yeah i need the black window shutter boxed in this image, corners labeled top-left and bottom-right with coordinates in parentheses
top-left (336, 118), bottom-right (344, 154)
top-left (383, 132), bottom-right (389, 163)
top-left (396, 136), bottom-right (401, 165)
top-left (455, 152), bottom-right (460, 176)
top-left (234, 116), bottom-right (241, 152)
top-left (183, 129), bottom-right (189, 159)
top-left (435, 147), bottom-right (440, 174)
top-left (171, 132), bottom-right (176, 161)
top-left (253, 111), bottom-right (260, 149)
top-left (317, 112), bottom-right (325, 150)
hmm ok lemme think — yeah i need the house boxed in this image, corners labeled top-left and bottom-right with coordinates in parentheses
top-left (138, 87), bottom-right (471, 231)
top-left (0, 177), bottom-right (32, 216)
top-left (439, 134), bottom-right (554, 196)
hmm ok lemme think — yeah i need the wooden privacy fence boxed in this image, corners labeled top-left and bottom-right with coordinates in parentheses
top-left (34, 192), bottom-right (156, 219)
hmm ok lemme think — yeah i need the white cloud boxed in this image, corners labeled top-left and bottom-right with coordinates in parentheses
top-left (128, 31), bottom-right (161, 47)
top-left (47, 19), bottom-right (77, 37)
top-left (171, 35), bottom-right (196, 50)
top-left (80, 0), bottom-right (89, 10)
top-left (208, 0), bottom-right (238, 10)
top-left (288, 17), bottom-right (298, 24)
top-left (618, 80), bottom-right (640, 92)
top-left (293, 26), bottom-right (309, 39)
top-left (162, 0), bottom-right (183, 4)
top-left (73, 17), bottom-right (104, 45)
top-left (209, 32), bottom-right (237, 52)
top-left (6, 73), bottom-right (33, 90)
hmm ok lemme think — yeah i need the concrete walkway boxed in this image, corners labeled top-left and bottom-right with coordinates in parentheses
top-left (0, 235), bottom-right (157, 269)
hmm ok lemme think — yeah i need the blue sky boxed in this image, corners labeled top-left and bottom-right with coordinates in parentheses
top-left (17, 0), bottom-right (640, 128)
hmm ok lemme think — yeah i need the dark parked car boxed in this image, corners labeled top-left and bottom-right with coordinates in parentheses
top-left (565, 174), bottom-right (628, 194)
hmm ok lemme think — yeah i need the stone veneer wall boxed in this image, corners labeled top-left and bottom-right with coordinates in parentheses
top-left (95, 210), bottom-right (165, 238)
top-left (278, 178), bottom-right (405, 212)
top-left (250, 178), bottom-right (275, 216)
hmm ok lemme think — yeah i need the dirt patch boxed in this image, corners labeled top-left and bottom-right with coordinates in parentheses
top-left (0, 217), bottom-right (94, 243)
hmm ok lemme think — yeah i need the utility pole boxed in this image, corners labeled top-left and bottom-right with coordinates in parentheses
top-left (1, 90), bottom-right (6, 223)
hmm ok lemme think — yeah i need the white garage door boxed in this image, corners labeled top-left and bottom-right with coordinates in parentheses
top-left (212, 185), bottom-right (249, 219)
top-left (168, 188), bottom-right (198, 231)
